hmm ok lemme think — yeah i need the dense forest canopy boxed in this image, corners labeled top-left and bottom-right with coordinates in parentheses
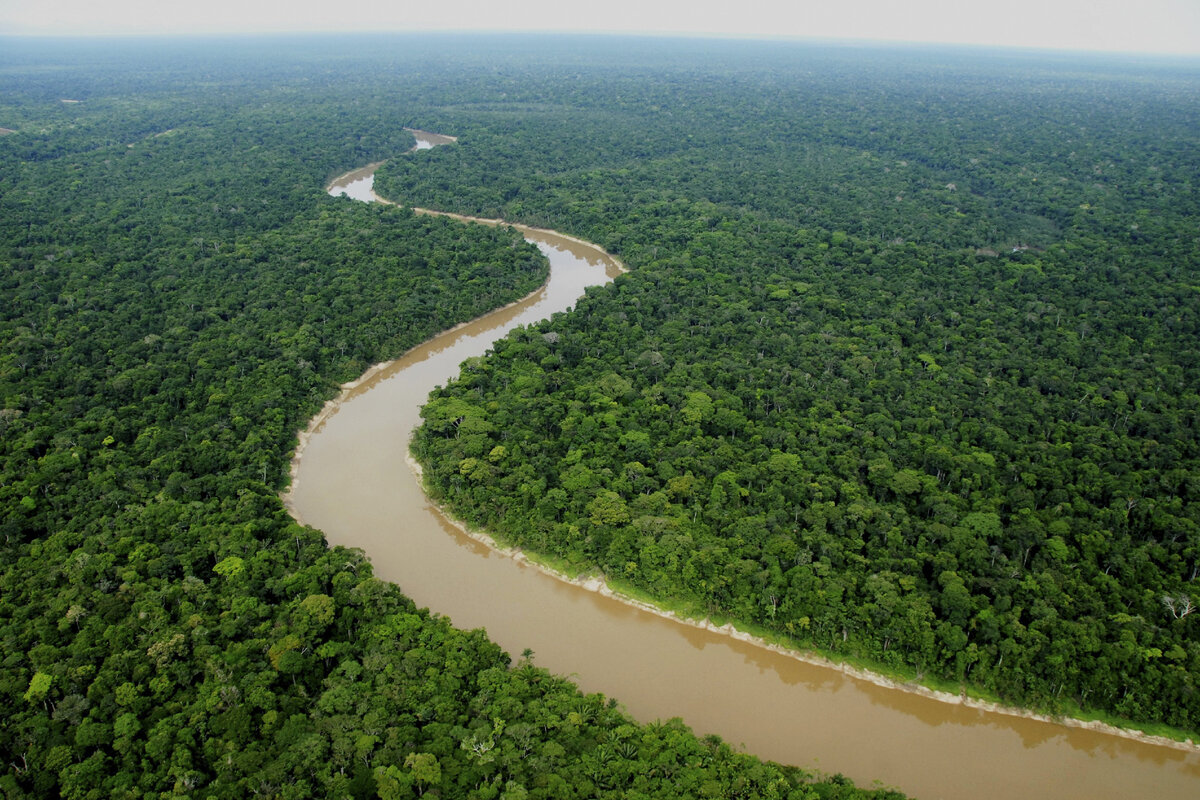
top-left (0, 35), bottom-right (908, 799)
top-left (372, 40), bottom-right (1200, 731)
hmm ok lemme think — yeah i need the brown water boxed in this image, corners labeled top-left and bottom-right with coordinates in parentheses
top-left (291, 156), bottom-right (1200, 800)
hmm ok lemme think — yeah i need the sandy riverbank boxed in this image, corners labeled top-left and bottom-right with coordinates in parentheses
top-left (404, 447), bottom-right (1199, 755)
top-left (301, 143), bottom-right (1197, 764)
top-left (294, 151), bottom-right (625, 512)
top-left (284, 279), bottom-right (549, 513)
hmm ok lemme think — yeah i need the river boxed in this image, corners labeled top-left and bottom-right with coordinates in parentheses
top-left (285, 131), bottom-right (1200, 799)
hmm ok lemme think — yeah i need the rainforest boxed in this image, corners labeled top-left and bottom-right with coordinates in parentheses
top-left (2, 33), bottom-right (1199, 799)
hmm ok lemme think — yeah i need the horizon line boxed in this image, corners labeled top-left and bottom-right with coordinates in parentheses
top-left (2, 28), bottom-right (1200, 60)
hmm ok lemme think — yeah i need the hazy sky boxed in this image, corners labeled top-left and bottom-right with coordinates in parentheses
top-left (3, 0), bottom-right (1200, 56)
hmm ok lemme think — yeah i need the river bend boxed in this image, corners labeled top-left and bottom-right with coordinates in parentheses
top-left (285, 131), bottom-right (1200, 800)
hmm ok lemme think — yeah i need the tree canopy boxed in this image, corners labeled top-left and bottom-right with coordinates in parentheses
top-left (387, 40), bottom-right (1200, 734)
top-left (0, 35), bottom-right (904, 800)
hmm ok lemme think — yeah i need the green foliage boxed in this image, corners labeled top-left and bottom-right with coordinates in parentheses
top-left (212, 556), bottom-right (245, 578)
top-left (0, 35), bottom-right (895, 800)
top-left (401, 40), bottom-right (1200, 734)
top-left (22, 672), bottom-right (52, 704)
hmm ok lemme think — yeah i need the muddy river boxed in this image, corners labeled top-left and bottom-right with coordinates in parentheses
top-left (286, 132), bottom-right (1200, 799)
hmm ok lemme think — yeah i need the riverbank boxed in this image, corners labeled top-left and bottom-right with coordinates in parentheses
top-left (294, 153), bottom-right (624, 515)
top-left (350, 147), bottom-right (1199, 756)
top-left (361, 177), bottom-right (1198, 754)
top-left (286, 282), bottom-right (549, 513)
top-left (402, 126), bottom-right (458, 147)
top-left (405, 449), bottom-right (1200, 755)
top-left (325, 170), bottom-right (627, 278)
top-left (290, 145), bottom-right (1200, 798)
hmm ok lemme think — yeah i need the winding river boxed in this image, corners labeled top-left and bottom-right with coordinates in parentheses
top-left (285, 131), bottom-right (1200, 799)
